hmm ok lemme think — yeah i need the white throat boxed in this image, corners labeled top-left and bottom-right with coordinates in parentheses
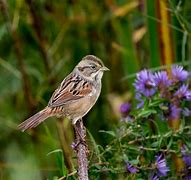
top-left (94, 71), bottom-right (103, 81)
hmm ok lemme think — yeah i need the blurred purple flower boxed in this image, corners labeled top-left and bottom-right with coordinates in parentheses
top-left (120, 103), bottom-right (131, 114)
top-left (120, 116), bottom-right (133, 122)
top-left (183, 153), bottom-right (191, 168)
top-left (125, 161), bottom-right (138, 174)
top-left (168, 104), bottom-right (181, 120)
top-left (186, 174), bottom-right (191, 180)
top-left (134, 69), bottom-right (156, 97)
top-left (154, 71), bottom-right (171, 88)
top-left (181, 146), bottom-right (191, 179)
top-left (182, 146), bottom-right (191, 167)
top-left (174, 84), bottom-right (191, 101)
top-left (171, 65), bottom-right (188, 82)
top-left (148, 173), bottom-right (159, 180)
top-left (183, 108), bottom-right (191, 117)
top-left (135, 93), bottom-right (144, 109)
top-left (155, 154), bottom-right (169, 177)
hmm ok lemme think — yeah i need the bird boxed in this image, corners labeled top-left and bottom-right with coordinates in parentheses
top-left (18, 55), bottom-right (109, 132)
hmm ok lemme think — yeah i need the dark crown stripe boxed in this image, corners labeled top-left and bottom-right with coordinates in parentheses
top-left (83, 55), bottom-right (103, 66)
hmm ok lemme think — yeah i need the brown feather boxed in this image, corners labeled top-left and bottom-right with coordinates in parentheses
top-left (18, 107), bottom-right (52, 132)
top-left (48, 73), bottom-right (92, 107)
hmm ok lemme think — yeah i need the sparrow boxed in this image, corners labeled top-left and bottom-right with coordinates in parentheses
top-left (18, 55), bottom-right (109, 131)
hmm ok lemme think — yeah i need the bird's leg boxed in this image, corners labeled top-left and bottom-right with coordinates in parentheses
top-left (74, 124), bottom-right (86, 141)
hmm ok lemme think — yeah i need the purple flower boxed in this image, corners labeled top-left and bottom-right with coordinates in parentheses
top-left (181, 146), bottom-right (191, 179)
top-left (183, 108), bottom-right (191, 117)
top-left (186, 174), bottom-right (191, 180)
top-left (120, 116), bottom-right (133, 122)
top-left (135, 93), bottom-right (144, 109)
top-left (120, 103), bottom-right (131, 114)
top-left (171, 65), bottom-right (189, 82)
top-left (148, 173), bottom-right (159, 180)
top-left (134, 70), bottom-right (156, 97)
top-left (154, 71), bottom-right (171, 88)
top-left (174, 84), bottom-right (191, 101)
top-left (167, 104), bottom-right (181, 120)
top-left (155, 154), bottom-right (169, 177)
top-left (125, 161), bottom-right (138, 174)
top-left (183, 153), bottom-right (191, 168)
top-left (182, 146), bottom-right (191, 167)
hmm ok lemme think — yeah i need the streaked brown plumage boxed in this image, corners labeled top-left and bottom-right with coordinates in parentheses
top-left (18, 55), bottom-right (109, 131)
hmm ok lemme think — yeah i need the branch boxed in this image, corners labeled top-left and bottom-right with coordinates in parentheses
top-left (58, 170), bottom-right (77, 180)
top-left (74, 119), bottom-right (89, 180)
top-left (128, 126), bottom-right (191, 145)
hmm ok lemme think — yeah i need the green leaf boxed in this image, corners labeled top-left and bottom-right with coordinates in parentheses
top-left (149, 99), bottom-right (164, 107)
top-left (167, 136), bottom-right (173, 150)
top-left (47, 149), bottom-right (68, 177)
top-left (138, 109), bottom-right (157, 118)
top-left (129, 159), bottom-right (139, 165)
top-left (151, 141), bottom-right (159, 148)
top-left (87, 129), bottom-right (102, 163)
top-left (99, 130), bottom-right (116, 137)
top-left (46, 149), bottom-right (63, 156)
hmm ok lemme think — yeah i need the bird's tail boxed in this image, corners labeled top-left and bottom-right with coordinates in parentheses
top-left (18, 107), bottom-right (52, 132)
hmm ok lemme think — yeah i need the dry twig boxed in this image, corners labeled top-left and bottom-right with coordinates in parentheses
top-left (74, 119), bottom-right (89, 180)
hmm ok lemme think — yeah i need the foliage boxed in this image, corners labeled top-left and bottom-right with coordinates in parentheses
top-left (87, 66), bottom-right (191, 179)
top-left (0, 0), bottom-right (191, 179)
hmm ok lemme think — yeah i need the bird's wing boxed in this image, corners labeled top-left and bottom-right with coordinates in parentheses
top-left (48, 73), bottom-right (92, 107)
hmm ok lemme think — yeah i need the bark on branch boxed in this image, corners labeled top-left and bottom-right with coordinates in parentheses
top-left (74, 119), bottom-right (88, 180)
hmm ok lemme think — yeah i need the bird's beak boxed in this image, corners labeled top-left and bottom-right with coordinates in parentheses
top-left (101, 66), bottom-right (110, 71)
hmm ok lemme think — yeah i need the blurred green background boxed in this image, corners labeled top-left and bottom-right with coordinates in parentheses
top-left (0, 0), bottom-right (191, 179)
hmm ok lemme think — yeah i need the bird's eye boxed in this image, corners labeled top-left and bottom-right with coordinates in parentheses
top-left (90, 65), bottom-right (96, 70)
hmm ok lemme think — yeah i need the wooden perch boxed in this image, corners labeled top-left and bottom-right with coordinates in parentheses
top-left (74, 119), bottom-right (89, 180)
